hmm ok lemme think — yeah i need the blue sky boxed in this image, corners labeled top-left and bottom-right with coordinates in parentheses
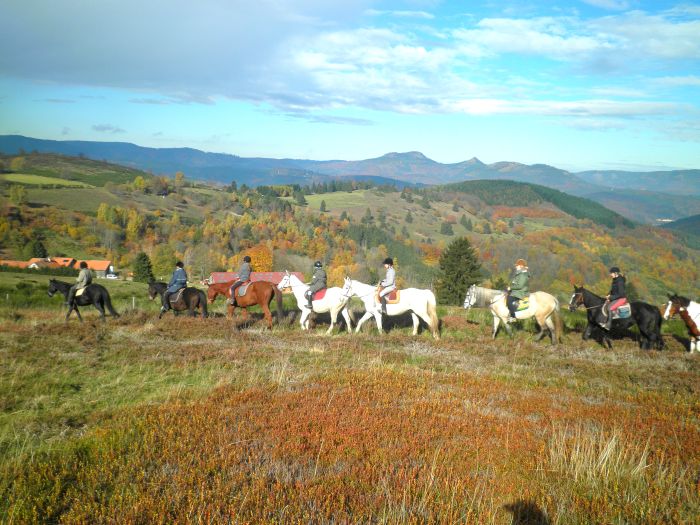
top-left (1, 0), bottom-right (699, 171)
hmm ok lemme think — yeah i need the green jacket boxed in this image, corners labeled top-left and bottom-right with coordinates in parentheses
top-left (509, 269), bottom-right (529, 299)
top-left (76, 268), bottom-right (92, 289)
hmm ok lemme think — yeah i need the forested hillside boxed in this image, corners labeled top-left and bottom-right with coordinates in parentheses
top-left (1, 153), bottom-right (697, 303)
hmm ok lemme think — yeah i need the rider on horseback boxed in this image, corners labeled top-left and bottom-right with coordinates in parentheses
top-left (228, 255), bottom-right (252, 306)
top-left (305, 261), bottom-right (327, 309)
top-left (378, 257), bottom-right (396, 314)
top-left (601, 266), bottom-right (626, 330)
top-left (66, 261), bottom-right (92, 307)
top-left (161, 261), bottom-right (187, 314)
top-left (506, 259), bottom-right (529, 322)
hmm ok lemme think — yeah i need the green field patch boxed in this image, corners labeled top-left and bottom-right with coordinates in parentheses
top-left (2, 173), bottom-right (92, 188)
top-left (25, 187), bottom-right (123, 212)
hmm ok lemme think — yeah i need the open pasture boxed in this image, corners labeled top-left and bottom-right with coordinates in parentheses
top-left (1, 277), bottom-right (698, 523)
top-left (1, 173), bottom-right (93, 188)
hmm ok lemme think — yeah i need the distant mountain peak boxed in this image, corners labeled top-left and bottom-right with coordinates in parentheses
top-left (381, 151), bottom-right (428, 160)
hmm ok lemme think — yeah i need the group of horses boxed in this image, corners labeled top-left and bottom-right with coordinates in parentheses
top-left (47, 276), bottom-right (698, 352)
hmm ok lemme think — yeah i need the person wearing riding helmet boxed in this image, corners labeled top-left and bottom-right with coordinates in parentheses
top-left (602, 266), bottom-right (626, 330)
top-left (66, 261), bottom-right (92, 307)
top-left (162, 261), bottom-right (188, 313)
top-left (228, 255), bottom-right (253, 306)
top-left (378, 257), bottom-right (396, 314)
top-left (506, 258), bottom-right (529, 322)
top-left (305, 260), bottom-right (327, 309)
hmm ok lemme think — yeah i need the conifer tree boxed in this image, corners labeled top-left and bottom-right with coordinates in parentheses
top-left (133, 252), bottom-right (155, 283)
top-left (435, 237), bottom-right (482, 305)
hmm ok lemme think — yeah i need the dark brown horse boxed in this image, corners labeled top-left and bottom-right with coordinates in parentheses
top-left (148, 282), bottom-right (208, 319)
top-left (206, 280), bottom-right (284, 329)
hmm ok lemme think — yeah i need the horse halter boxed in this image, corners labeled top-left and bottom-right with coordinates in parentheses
top-left (569, 291), bottom-right (583, 311)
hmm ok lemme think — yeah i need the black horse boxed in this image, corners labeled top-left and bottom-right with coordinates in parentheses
top-left (569, 285), bottom-right (663, 350)
top-left (148, 282), bottom-right (208, 319)
top-left (48, 279), bottom-right (119, 322)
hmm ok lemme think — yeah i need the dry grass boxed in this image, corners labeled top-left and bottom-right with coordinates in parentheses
top-left (1, 305), bottom-right (698, 523)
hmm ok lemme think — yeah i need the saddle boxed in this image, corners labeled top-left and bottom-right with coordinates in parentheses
top-left (168, 288), bottom-right (187, 309)
top-left (312, 288), bottom-right (327, 301)
top-left (376, 288), bottom-right (400, 304)
top-left (235, 280), bottom-right (252, 298)
top-left (610, 298), bottom-right (631, 319)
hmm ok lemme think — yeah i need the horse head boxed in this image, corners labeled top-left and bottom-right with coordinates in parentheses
top-left (569, 285), bottom-right (585, 312)
top-left (47, 279), bottom-right (58, 297)
top-left (463, 284), bottom-right (477, 309)
top-left (277, 271), bottom-right (292, 292)
top-left (206, 284), bottom-right (219, 304)
top-left (664, 292), bottom-right (687, 320)
top-left (341, 276), bottom-right (353, 298)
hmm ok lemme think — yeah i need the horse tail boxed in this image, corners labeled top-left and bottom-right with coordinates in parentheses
top-left (273, 285), bottom-right (284, 323)
top-left (427, 292), bottom-right (440, 340)
top-left (103, 289), bottom-right (119, 318)
top-left (199, 290), bottom-right (209, 318)
top-left (552, 298), bottom-right (562, 344)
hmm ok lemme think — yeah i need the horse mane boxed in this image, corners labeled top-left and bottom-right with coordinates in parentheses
top-left (670, 294), bottom-right (691, 307)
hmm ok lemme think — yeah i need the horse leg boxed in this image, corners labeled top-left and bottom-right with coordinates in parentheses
top-left (340, 307), bottom-right (352, 334)
top-left (582, 324), bottom-right (593, 341)
top-left (262, 303), bottom-right (273, 330)
top-left (354, 311), bottom-right (373, 334)
top-left (375, 311), bottom-right (384, 334)
top-left (300, 309), bottom-right (310, 330)
top-left (492, 315), bottom-right (501, 339)
top-left (94, 300), bottom-right (106, 322)
top-left (545, 316), bottom-right (556, 344)
top-left (411, 312), bottom-right (420, 336)
top-left (326, 308), bottom-right (338, 336)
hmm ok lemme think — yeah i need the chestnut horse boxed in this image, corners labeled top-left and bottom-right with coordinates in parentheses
top-left (206, 280), bottom-right (284, 329)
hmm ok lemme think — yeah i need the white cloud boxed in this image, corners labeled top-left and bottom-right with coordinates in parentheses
top-left (652, 75), bottom-right (700, 87)
top-left (92, 124), bottom-right (125, 133)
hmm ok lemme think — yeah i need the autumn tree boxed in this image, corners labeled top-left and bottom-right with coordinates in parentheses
top-left (133, 251), bottom-right (154, 283)
top-left (9, 185), bottom-right (27, 205)
top-left (151, 244), bottom-right (177, 278)
top-left (174, 171), bottom-right (185, 191)
top-left (435, 237), bottom-right (482, 305)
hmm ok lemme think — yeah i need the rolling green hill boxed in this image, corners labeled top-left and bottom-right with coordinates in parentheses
top-left (1, 152), bottom-right (151, 187)
top-left (441, 180), bottom-right (634, 229)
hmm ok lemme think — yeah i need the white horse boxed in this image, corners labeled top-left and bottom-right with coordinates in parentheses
top-left (277, 271), bottom-right (353, 335)
top-left (343, 277), bottom-right (440, 340)
top-left (464, 284), bottom-right (561, 344)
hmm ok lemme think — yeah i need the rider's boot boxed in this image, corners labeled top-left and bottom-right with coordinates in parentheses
top-left (381, 296), bottom-right (387, 315)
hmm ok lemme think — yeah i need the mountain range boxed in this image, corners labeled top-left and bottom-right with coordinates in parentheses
top-left (1, 135), bottom-right (698, 224)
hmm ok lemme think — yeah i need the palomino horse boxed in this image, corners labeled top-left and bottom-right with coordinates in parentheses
top-left (206, 279), bottom-right (283, 330)
top-left (148, 282), bottom-right (208, 319)
top-left (464, 284), bottom-right (561, 344)
top-left (664, 294), bottom-right (699, 353)
top-left (276, 271), bottom-right (352, 335)
top-left (48, 279), bottom-right (119, 322)
top-left (569, 285), bottom-right (663, 350)
top-left (343, 277), bottom-right (439, 340)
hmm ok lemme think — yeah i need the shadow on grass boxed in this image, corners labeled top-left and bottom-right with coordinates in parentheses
top-left (504, 500), bottom-right (551, 525)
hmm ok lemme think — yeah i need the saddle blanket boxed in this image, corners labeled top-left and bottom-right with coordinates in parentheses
top-left (169, 288), bottom-right (186, 308)
top-left (312, 288), bottom-right (327, 301)
top-left (515, 296), bottom-right (530, 312)
top-left (234, 281), bottom-right (252, 298)
top-left (75, 287), bottom-right (86, 297)
top-left (376, 289), bottom-right (400, 304)
top-left (612, 303), bottom-right (632, 319)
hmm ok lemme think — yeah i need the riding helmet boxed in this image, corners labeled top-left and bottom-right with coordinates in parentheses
top-left (243, 255), bottom-right (251, 263)
top-left (515, 258), bottom-right (527, 267)
top-left (609, 266), bottom-right (620, 274)
top-left (383, 257), bottom-right (394, 266)
top-left (314, 261), bottom-right (323, 268)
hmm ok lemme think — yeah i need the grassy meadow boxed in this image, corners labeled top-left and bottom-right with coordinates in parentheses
top-left (0, 271), bottom-right (698, 523)
top-left (1, 174), bottom-right (92, 188)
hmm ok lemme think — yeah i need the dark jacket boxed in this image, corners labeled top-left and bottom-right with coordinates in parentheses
top-left (238, 262), bottom-right (252, 282)
top-left (308, 267), bottom-right (327, 293)
top-left (509, 269), bottom-right (529, 300)
top-left (167, 267), bottom-right (188, 294)
top-left (608, 275), bottom-right (626, 302)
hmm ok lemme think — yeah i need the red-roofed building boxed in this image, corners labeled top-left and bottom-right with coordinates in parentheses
top-left (76, 260), bottom-right (114, 278)
top-left (0, 260), bottom-right (31, 269)
top-left (208, 271), bottom-right (304, 285)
